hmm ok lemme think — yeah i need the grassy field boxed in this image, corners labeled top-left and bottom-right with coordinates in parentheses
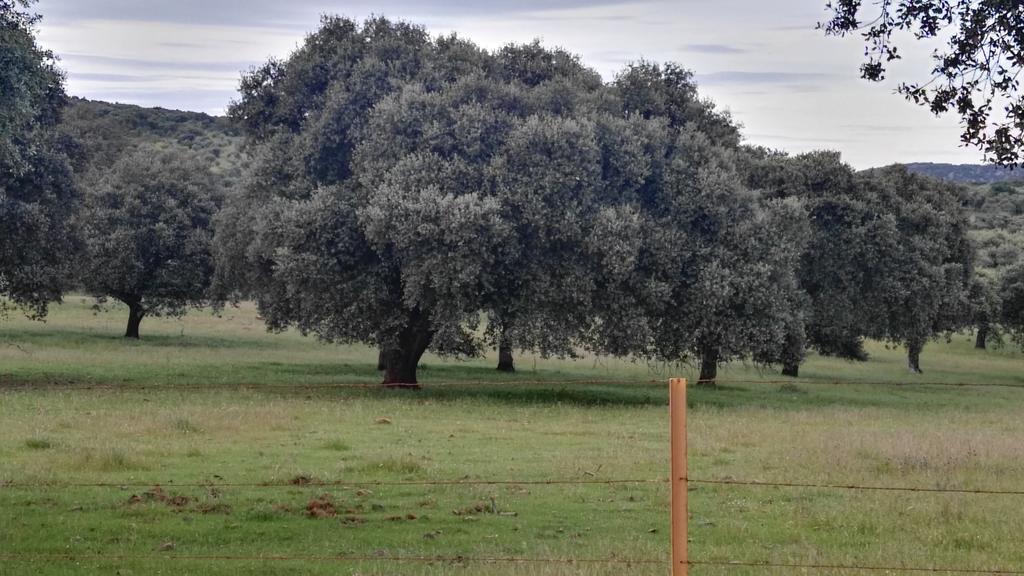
top-left (2, 297), bottom-right (1024, 575)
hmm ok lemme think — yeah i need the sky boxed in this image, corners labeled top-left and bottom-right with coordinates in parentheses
top-left (34, 0), bottom-right (984, 169)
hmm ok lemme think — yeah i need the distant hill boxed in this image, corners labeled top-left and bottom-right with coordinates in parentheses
top-left (61, 97), bottom-right (247, 189)
top-left (905, 162), bottom-right (1022, 184)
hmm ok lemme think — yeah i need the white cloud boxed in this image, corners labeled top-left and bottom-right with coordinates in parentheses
top-left (34, 0), bottom-right (986, 166)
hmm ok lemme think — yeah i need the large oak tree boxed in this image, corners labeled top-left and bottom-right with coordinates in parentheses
top-left (217, 18), bottom-right (612, 385)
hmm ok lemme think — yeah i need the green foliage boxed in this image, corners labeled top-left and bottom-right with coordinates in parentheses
top-left (614, 60), bottom-right (740, 147)
top-left (1000, 264), bottom-right (1024, 348)
top-left (823, 0), bottom-right (1024, 165)
top-left (962, 180), bottom-right (1024, 234)
top-left (78, 146), bottom-right (220, 337)
top-left (740, 151), bottom-right (974, 372)
top-left (605, 130), bottom-right (807, 378)
top-left (218, 17), bottom-right (630, 384)
top-left (906, 162), bottom-right (1020, 184)
top-left (60, 98), bottom-right (246, 192)
top-left (968, 274), bottom-right (1002, 347)
top-left (741, 149), bottom-right (870, 364)
top-left (854, 166), bottom-right (974, 364)
top-left (0, 0), bottom-right (79, 319)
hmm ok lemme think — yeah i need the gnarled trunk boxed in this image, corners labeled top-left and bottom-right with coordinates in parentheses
top-left (907, 340), bottom-right (924, 374)
top-left (381, 312), bottom-right (434, 388)
top-left (698, 346), bottom-right (719, 386)
top-left (975, 325), bottom-right (989, 350)
top-left (377, 349), bottom-right (386, 371)
top-left (124, 300), bottom-right (145, 339)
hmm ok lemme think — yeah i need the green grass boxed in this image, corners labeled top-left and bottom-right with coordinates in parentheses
top-left (2, 297), bottom-right (1024, 574)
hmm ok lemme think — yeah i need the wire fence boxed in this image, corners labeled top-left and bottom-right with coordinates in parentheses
top-left (6, 475), bottom-right (1024, 497)
top-left (2, 375), bottom-right (1023, 392)
top-left (3, 553), bottom-right (1024, 574)
top-left (2, 377), bottom-right (1024, 574)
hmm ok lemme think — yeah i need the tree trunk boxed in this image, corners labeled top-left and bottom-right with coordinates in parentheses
top-left (377, 349), bottom-right (386, 371)
top-left (907, 340), bottom-right (924, 374)
top-left (975, 325), bottom-right (988, 350)
top-left (124, 301), bottom-right (145, 339)
top-left (698, 346), bottom-right (719, 386)
top-left (497, 343), bottom-right (515, 372)
top-left (381, 312), bottom-right (434, 388)
top-left (780, 327), bottom-right (803, 378)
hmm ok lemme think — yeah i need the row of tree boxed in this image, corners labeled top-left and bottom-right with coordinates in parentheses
top-left (958, 180), bottom-right (1024, 352)
top-left (0, 6), bottom-right (1007, 386)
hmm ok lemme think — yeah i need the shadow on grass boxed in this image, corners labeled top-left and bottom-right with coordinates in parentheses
top-left (0, 327), bottom-right (281, 351)
top-left (3, 351), bottom-right (1023, 412)
top-left (412, 382), bottom-right (668, 407)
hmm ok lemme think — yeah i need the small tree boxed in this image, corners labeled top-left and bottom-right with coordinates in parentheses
top-left (999, 264), bottom-right (1024, 348)
top-left (1, 0), bottom-right (79, 319)
top-left (655, 132), bottom-right (807, 385)
top-left (741, 149), bottom-right (881, 376)
top-left (968, 274), bottom-right (1002, 349)
top-left (856, 166), bottom-right (974, 373)
top-left (79, 147), bottom-right (219, 338)
top-left (584, 109), bottom-right (808, 385)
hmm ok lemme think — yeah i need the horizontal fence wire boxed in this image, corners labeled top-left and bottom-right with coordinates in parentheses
top-left (690, 559), bottom-right (1024, 574)
top-left (2, 377), bottom-right (1023, 392)
top-left (0, 478), bottom-right (668, 489)
top-left (6, 476), bottom-right (1024, 497)
top-left (4, 376), bottom-right (1023, 574)
top-left (0, 552), bottom-right (667, 566)
top-left (2, 553), bottom-right (1023, 574)
top-left (0, 378), bottom-right (662, 391)
top-left (709, 378), bottom-right (1024, 389)
top-left (686, 477), bottom-right (1024, 496)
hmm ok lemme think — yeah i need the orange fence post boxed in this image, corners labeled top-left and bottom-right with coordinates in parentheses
top-left (670, 377), bottom-right (688, 576)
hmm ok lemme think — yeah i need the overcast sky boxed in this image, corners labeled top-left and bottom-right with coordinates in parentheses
top-left (34, 0), bottom-right (982, 168)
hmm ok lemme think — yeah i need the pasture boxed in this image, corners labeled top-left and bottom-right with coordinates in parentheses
top-left (2, 297), bottom-right (1024, 575)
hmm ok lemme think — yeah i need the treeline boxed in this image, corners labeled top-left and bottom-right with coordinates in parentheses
top-left (62, 97), bottom-right (246, 190)
top-left (955, 180), bottom-right (1024, 350)
top-left (2, 7), bottom-right (1016, 386)
top-left (906, 162), bottom-right (1021, 184)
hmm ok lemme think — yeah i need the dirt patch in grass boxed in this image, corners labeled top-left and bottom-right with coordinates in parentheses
top-left (306, 494), bottom-right (336, 518)
top-left (127, 486), bottom-right (192, 509)
top-left (386, 513), bottom-right (419, 521)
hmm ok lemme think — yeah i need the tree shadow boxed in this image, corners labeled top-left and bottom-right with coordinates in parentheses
top-left (0, 327), bottom-right (279, 350)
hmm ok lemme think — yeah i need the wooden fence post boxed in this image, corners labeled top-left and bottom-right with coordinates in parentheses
top-left (670, 377), bottom-right (688, 576)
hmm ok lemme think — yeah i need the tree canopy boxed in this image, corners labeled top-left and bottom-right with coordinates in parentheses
top-left (215, 15), bottom-right (980, 385)
top-left (823, 0), bottom-right (1024, 166)
top-left (0, 0), bottom-right (79, 319)
top-left (79, 146), bottom-right (220, 338)
top-left (60, 98), bottom-right (246, 192)
top-left (740, 151), bottom-right (974, 374)
top-left (217, 18), bottom-right (619, 384)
